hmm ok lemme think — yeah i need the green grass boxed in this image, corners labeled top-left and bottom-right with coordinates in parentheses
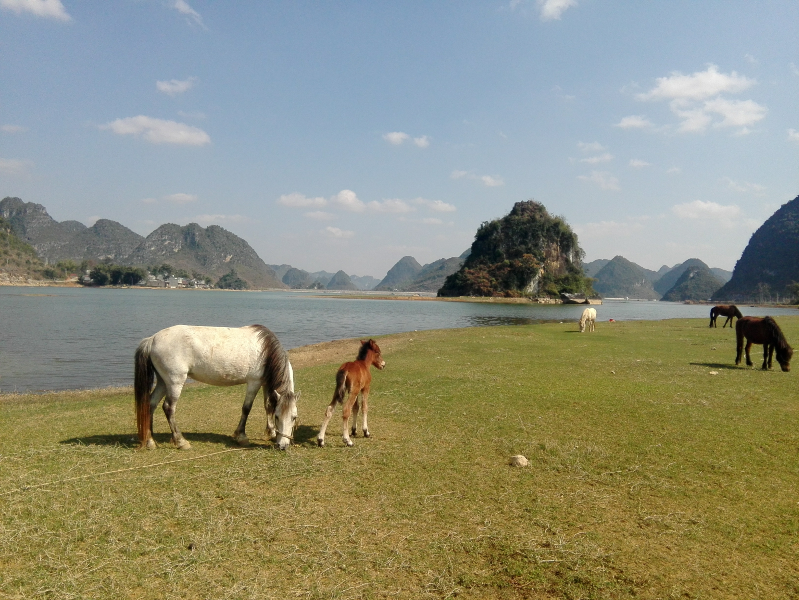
top-left (1, 318), bottom-right (798, 599)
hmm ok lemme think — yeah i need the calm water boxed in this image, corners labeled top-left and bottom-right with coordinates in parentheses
top-left (1, 286), bottom-right (796, 393)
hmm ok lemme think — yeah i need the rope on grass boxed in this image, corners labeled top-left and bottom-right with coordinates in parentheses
top-left (0, 446), bottom-right (251, 497)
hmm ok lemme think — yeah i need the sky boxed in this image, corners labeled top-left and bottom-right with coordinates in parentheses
top-left (1, 1), bottom-right (798, 279)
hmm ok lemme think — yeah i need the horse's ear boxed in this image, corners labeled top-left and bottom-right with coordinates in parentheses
top-left (271, 390), bottom-right (281, 402)
top-left (294, 391), bottom-right (301, 401)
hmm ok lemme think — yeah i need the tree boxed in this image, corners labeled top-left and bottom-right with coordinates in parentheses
top-left (88, 265), bottom-right (110, 286)
top-left (216, 269), bottom-right (249, 290)
top-left (787, 281), bottom-right (799, 304)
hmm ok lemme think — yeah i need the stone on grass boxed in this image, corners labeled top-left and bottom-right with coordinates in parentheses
top-left (509, 455), bottom-right (529, 467)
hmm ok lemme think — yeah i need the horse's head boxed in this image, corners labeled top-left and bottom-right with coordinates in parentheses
top-left (776, 344), bottom-right (793, 372)
top-left (271, 390), bottom-right (299, 450)
top-left (361, 339), bottom-right (385, 370)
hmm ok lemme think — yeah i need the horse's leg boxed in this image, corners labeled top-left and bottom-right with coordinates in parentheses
top-left (341, 388), bottom-right (360, 447)
top-left (161, 375), bottom-right (191, 450)
top-left (233, 380), bottom-right (262, 446)
top-left (361, 386), bottom-right (371, 438)
top-left (744, 341), bottom-right (754, 367)
top-left (350, 396), bottom-right (360, 438)
top-left (316, 399), bottom-right (337, 447)
top-left (763, 343), bottom-right (772, 370)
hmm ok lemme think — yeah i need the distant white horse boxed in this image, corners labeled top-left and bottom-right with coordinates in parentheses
top-left (579, 307), bottom-right (596, 333)
top-left (134, 325), bottom-right (299, 450)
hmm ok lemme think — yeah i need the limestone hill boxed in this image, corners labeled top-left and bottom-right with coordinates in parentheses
top-left (661, 264), bottom-right (724, 302)
top-left (713, 194), bottom-right (799, 302)
top-left (438, 200), bottom-right (591, 297)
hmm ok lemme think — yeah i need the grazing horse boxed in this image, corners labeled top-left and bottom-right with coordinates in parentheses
top-left (735, 316), bottom-right (793, 372)
top-left (579, 307), bottom-right (597, 333)
top-left (317, 339), bottom-right (385, 447)
top-left (710, 305), bottom-right (743, 328)
top-left (134, 325), bottom-right (299, 450)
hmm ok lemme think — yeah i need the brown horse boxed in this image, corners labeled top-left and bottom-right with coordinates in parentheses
top-left (710, 305), bottom-right (743, 328)
top-left (317, 339), bottom-right (385, 447)
top-left (735, 316), bottom-right (793, 372)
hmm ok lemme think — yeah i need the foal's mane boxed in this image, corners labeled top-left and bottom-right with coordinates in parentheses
top-left (357, 339), bottom-right (378, 360)
top-left (250, 325), bottom-right (291, 394)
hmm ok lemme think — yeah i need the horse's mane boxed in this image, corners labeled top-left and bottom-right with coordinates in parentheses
top-left (763, 317), bottom-right (791, 351)
top-left (250, 325), bottom-right (291, 393)
top-left (357, 339), bottom-right (378, 360)
top-left (733, 305), bottom-right (743, 319)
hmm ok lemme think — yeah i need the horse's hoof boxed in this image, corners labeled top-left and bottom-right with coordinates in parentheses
top-left (317, 438), bottom-right (325, 447)
top-left (175, 439), bottom-right (192, 450)
top-left (363, 430), bottom-right (370, 438)
top-left (235, 434), bottom-right (250, 447)
top-left (350, 429), bottom-right (357, 437)
top-left (144, 438), bottom-right (157, 450)
top-left (344, 438), bottom-right (354, 447)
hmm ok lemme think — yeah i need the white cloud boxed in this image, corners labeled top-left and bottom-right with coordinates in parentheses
top-left (580, 153), bottom-right (614, 164)
top-left (304, 211), bottom-right (335, 220)
top-left (744, 53), bottom-right (758, 65)
top-left (667, 167), bottom-right (681, 175)
top-left (330, 189), bottom-right (365, 212)
top-left (629, 159), bottom-right (651, 168)
top-left (413, 198), bottom-right (457, 213)
top-left (635, 65), bottom-right (764, 134)
top-left (672, 200), bottom-right (741, 224)
top-left (578, 171), bottom-right (620, 191)
top-left (451, 170), bottom-right (504, 187)
top-left (577, 141), bottom-right (606, 153)
top-left (172, 0), bottom-right (205, 29)
top-left (704, 97), bottom-right (766, 129)
top-left (481, 175), bottom-right (505, 187)
top-left (157, 77), bottom-right (197, 97)
top-left (413, 135), bottom-right (430, 148)
top-left (421, 218), bottom-right (444, 225)
top-left (366, 198), bottom-right (414, 214)
top-left (383, 131), bottom-right (409, 145)
top-left (0, 0), bottom-right (71, 21)
top-left (100, 116), bottom-right (210, 146)
top-left (277, 192), bottom-right (327, 208)
top-left (789, 129), bottom-right (799, 142)
top-left (1, 124), bottom-right (27, 134)
top-left (537, 0), bottom-right (577, 21)
top-left (325, 226), bottom-right (354, 239)
top-left (615, 115), bottom-right (654, 130)
top-left (721, 177), bottom-right (765, 195)
top-left (0, 158), bottom-right (32, 175)
top-left (164, 193), bottom-right (197, 204)
top-left (637, 65), bottom-right (754, 102)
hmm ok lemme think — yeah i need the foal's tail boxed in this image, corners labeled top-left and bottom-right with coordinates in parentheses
top-left (134, 337), bottom-right (155, 448)
top-left (332, 367), bottom-right (348, 405)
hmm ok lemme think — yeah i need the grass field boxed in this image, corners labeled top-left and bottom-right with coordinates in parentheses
top-left (1, 317), bottom-right (798, 599)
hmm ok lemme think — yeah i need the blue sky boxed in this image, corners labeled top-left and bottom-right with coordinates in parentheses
top-left (1, 1), bottom-right (797, 278)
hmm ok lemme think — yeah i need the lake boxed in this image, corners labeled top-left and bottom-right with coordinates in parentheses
top-left (1, 286), bottom-right (796, 393)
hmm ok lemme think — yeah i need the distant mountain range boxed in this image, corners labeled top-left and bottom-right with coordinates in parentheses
top-left (1, 196), bottom-right (285, 289)
top-left (586, 255), bottom-right (732, 301)
top-left (375, 253), bottom-right (467, 293)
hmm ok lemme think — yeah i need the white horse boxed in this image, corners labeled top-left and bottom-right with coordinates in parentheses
top-left (579, 307), bottom-right (596, 332)
top-left (134, 324), bottom-right (299, 450)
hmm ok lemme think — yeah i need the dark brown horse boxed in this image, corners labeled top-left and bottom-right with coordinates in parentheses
top-left (710, 304), bottom-right (743, 328)
top-left (735, 316), bottom-right (793, 372)
top-left (317, 339), bottom-right (385, 447)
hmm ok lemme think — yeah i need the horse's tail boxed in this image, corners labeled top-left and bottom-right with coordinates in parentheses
top-left (134, 336), bottom-right (155, 448)
top-left (333, 367), bottom-right (348, 404)
top-left (709, 306), bottom-right (716, 327)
